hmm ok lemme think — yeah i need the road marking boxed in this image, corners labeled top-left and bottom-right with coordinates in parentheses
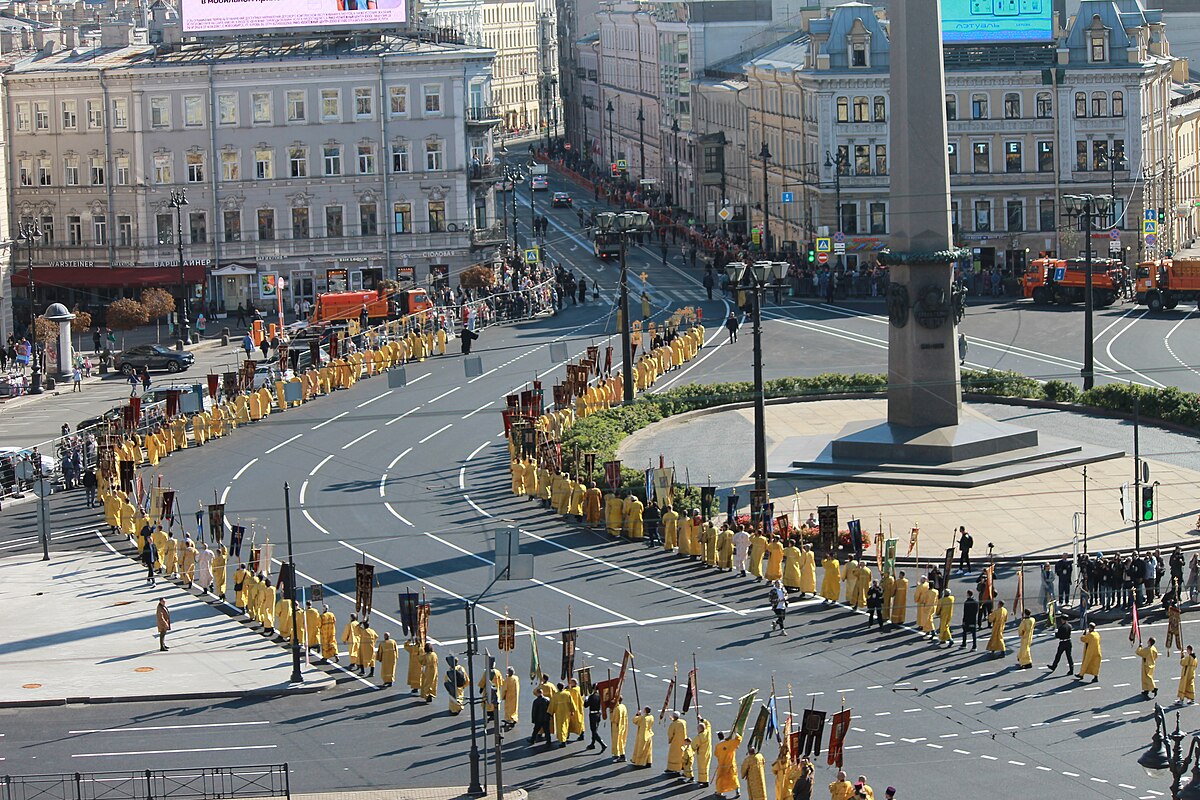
top-left (388, 448), bottom-right (413, 469)
top-left (419, 423), bottom-right (453, 444)
top-left (265, 434), bottom-right (303, 454)
top-left (70, 721), bottom-right (270, 735)
top-left (386, 406), bottom-right (422, 425)
top-left (953, 749), bottom-right (970, 755)
top-left (467, 367), bottom-right (499, 384)
top-left (1008, 760), bottom-right (1025, 766)
top-left (979, 755), bottom-right (997, 761)
top-left (232, 458), bottom-right (258, 480)
top-left (74, 745), bottom-right (278, 758)
top-left (299, 480), bottom-right (308, 504)
top-left (464, 494), bottom-right (492, 518)
top-left (1103, 309), bottom-right (1165, 388)
top-left (303, 510), bottom-right (329, 535)
top-left (384, 502), bottom-right (413, 527)
top-left (341, 429), bottom-right (377, 450)
top-left (467, 441), bottom-right (490, 460)
top-left (309, 454), bottom-right (334, 476)
top-left (1061, 771), bottom-right (1079, 777)
top-left (312, 411), bottom-right (348, 430)
top-left (357, 390), bottom-right (393, 408)
top-left (463, 401), bottom-right (493, 419)
top-left (428, 386), bottom-right (461, 404)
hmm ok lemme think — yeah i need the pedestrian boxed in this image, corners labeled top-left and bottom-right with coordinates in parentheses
top-left (71, 365), bottom-right (82, 392)
top-left (140, 367), bottom-right (151, 392)
top-left (958, 331), bottom-right (968, 365)
top-left (578, 277), bottom-right (588, 304)
top-left (703, 270), bottom-right (714, 300)
top-left (82, 466), bottom-right (97, 508)
top-left (1179, 645), bottom-right (1196, 705)
top-left (957, 526), bottom-right (973, 572)
top-left (584, 686), bottom-right (606, 751)
top-left (530, 686), bottom-right (552, 746)
top-left (1077, 621), bottom-right (1102, 683)
top-left (1188, 553), bottom-right (1200, 602)
top-left (236, 302), bottom-right (247, 326)
top-left (128, 372), bottom-right (139, 396)
top-left (960, 590), bottom-right (979, 650)
top-left (660, 242), bottom-right (668, 266)
top-left (259, 336), bottom-right (270, 359)
top-left (92, 327), bottom-right (102, 353)
top-left (1046, 616), bottom-right (1074, 674)
top-left (1137, 636), bottom-right (1160, 699)
top-left (141, 529), bottom-right (158, 584)
top-left (460, 327), bottom-right (479, 355)
top-left (865, 580), bottom-right (884, 629)
top-left (1016, 608), bottom-right (1034, 669)
top-left (725, 312), bottom-right (739, 343)
top-left (1054, 552), bottom-right (1073, 606)
top-left (769, 579), bottom-right (788, 635)
top-left (155, 598), bottom-right (171, 651)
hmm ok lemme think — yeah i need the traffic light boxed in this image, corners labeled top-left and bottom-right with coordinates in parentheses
top-left (610, 163), bottom-right (620, 177)
top-left (807, 244), bottom-right (816, 263)
top-left (1141, 485), bottom-right (1155, 521)
top-left (1158, 208), bottom-right (1166, 224)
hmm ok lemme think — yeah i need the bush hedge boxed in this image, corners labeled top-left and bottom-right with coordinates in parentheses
top-left (560, 369), bottom-right (1200, 502)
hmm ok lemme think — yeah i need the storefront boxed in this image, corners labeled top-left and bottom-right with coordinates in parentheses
top-left (209, 263), bottom-right (256, 313)
top-left (11, 263), bottom-right (206, 326)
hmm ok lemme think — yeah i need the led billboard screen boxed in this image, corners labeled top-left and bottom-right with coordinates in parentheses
top-left (942, 0), bottom-right (1054, 44)
top-left (181, 0), bottom-right (407, 35)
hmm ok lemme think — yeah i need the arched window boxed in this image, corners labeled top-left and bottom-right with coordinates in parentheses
top-left (1092, 92), bottom-right (1107, 117)
top-left (836, 97), bottom-right (849, 123)
top-left (971, 93), bottom-right (988, 120)
top-left (873, 96), bottom-right (886, 122)
top-left (1112, 91), bottom-right (1124, 117)
top-left (1004, 92), bottom-right (1021, 119)
top-left (1075, 92), bottom-right (1087, 118)
top-left (1036, 91), bottom-right (1052, 118)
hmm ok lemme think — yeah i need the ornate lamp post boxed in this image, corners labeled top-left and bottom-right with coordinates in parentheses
top-left (17, 221), bottom-right (43, 395)
top-left (594, 211), bottom-right (652, 402)
top-left (824, 149), bottom-right (847, 234)
top-left (1062, 193), bottom-right (1114, 391)
top-left (1139, 703), bottom-right (1200, 799)
top-left (169, 190), bottom-right (190, 347)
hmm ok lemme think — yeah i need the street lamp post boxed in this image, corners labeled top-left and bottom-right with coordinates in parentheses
top-left (169, 190), bottom-right (190, 347)
top-left (595, 211), bottom-right (652, 403)
top-left (606, 100), bottom-right (615, 167)
top-left (1139, 703), bottom-right (1200, 799)
top-left (725, 260), bottom-right (787, 497)
top-left (636, 104), bottom-right (646, 180)
top-left (824, 150), bottom-right (846, 234)
top-left (282, 482), bottom-right (303, 685)
top-left (671, 119), bottom-right (680, 211)
top-left (17, 221), bottom-right (43, 395)
top-left (759, 142), bottom-right (771, 255)
top-left (1062, 193), bottom-right (1114, 391)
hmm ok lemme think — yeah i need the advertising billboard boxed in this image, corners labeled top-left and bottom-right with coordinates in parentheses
top-left (181, 0), bottom-right (406, 35)
top-left (942, 0), bottom-right (1054, 44)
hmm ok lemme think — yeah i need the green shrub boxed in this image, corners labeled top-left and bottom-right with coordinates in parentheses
top-left (1043, 380), bottom-right (1081, 404)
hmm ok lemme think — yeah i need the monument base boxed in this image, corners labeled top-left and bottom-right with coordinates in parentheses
top-left (769, 418), bottom-right (1123, 488)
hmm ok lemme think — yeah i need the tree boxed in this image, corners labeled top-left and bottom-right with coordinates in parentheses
top-left (70, 308), bottom-right (93, 335)
top-left (106, 298), bottom-right (150, 349)
top-left (459, 264), bottom-right (497, 291)
top-left (33, 316), bottom-right (56, 346)
top-left (141, 287), bottom-right (176, 342)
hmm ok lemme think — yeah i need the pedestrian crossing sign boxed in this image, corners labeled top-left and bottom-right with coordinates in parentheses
top-left (524, 247), bottom-right (539, 265)
top-left (1143, 220), bottom-right (1157, 235)
top-left (816, 237), bottom-right (832, 253)
top-left (617, 159), bottom-right (628, 172)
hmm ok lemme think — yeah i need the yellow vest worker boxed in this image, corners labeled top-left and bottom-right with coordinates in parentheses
top-left (937, 591), bottom-right (955, 643)
top-left (319, 608), bottom-right (339, 662)
top-left (377, 633), bottom-right (399, 686)
top-left (1137, 640), bottom-right (1159, 696)
top-left (630, 708), bottom-right (654, 767)
top-left (986, 603), bottom-right (1009, 654)
top-left (666, 714), bottom-right (688, 772)
top-left (714, 732), bottom-right (741, 794)
top-left (419, 644), bottom-right (438, 700)
top-left (610, 701), bottom-right (628, 758)
top-left (739, 749), bottom-right (767, 800)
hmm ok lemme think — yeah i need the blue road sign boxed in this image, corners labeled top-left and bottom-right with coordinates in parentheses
top-left (781, 192), bottom-right (794, 203)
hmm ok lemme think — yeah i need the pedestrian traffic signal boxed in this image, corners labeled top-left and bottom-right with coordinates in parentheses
top-left (807, 245), bottom-right (816, 263)
top-left (610, 163), bottom-right (620, 177)
top-left (1142, 485), bottom-right (1155, 521)
top-left (1158, 208), bottom-right (1166, 224)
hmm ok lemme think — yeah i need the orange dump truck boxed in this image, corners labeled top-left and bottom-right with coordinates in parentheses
top-left (1135, 258), bottom-right (1200, 311)
top-left (310, 288), bottom-right (433, 324)
top-left (1022, 257), bottom-right (1123, 308)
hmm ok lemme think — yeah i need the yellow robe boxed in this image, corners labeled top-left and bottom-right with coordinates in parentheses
top-left (610, 703), bottom-right (628, 756)
top-left (782, 546), bottom-right (803, 590)
top-left (714, 733), bottom-right (742, 794)
top-left (662, 509), bottom-right (679, 550)
top-left (841, 560), bottom-right (859, 604)
top-left (378, 637), bottom-right (399, 684)
top-left (320, 611), bottom-right (338, 660)
top-left (212, 549), bottom-right (227, 597)
top-left (1180, 654), bottom-right (1197, 701)
top-left (305, 606), bottom-right (321, 648)
top-left (503, 674), bottom-right (520, 723)
top-left (1017, 616), bottom-right (1035, 666)
top-left (748, 535), bottom-right (768, 579)
top-left (568, 685), bottom-right (585, 736)
top-left (890, 577), bottom-right (909, 624)
top-left (740, 752), bottom-right (767, 800)
top-left (358, 626), bottom-right (378, 669)
top-left (666, 717), bottom-right (688, 772)
top-left (1080, 630), bottom-right (1102, 677)
top-left (717, 529), bottom-right (734, 570)
top-left (693, 723), bottom-right (712, 784)
top-left (342, 621), bottom-right (361, 666)
top-left (986, 607), bottom-right (1009, 653)
top-left (404, 640), bottom-right (422, 690)
top-left (915, 582), bottom-right (934, 632)
top-left (549, 689), bottom-right (573, 743)
top-left (937, 594), bottom-right (955, 642)
top-left (821, 558), bottom-right (841, 602)
top-left (419, 649), bottom-right (438, 698)
top-left (605, 495), bottom-right (623, 537)
top-left (1137, 644), bottom-right (1159, 692)
top-left (765, 540), bottom-right (784, 582)
top-left (799, 549), bottom-right (817, 594)
top-left (631, 712), bottom-right (654, 766)
top-left (234, 567), bottom-right (249, 609)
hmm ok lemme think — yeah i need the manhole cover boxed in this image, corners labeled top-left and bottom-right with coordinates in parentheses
top-left (134, 667), bottom-right (155, 673)
top-left (112, 601), bottom-right (133, 606)
top-left (22, 683), bottom-right (42, 689)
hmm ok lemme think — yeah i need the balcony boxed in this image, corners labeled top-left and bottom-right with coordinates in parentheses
top-left (467, 105), bottom-right (504, 127)
top-left (471, 224), bottom-right (507, 249)
top-left (469, 162), bottom-right (501, 185)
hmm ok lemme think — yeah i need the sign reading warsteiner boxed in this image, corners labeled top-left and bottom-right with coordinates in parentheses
top-left (181, 0), bottom-right (406, 35)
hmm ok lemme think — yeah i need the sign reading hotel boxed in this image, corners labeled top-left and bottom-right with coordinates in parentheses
top-left (941, 0), bottom-right (1053, 44)
top-left (181, 0), bottom-right (407, 35)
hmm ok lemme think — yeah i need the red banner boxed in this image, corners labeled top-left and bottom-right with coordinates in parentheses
top-left (827, 708), bottom-right (852, 768)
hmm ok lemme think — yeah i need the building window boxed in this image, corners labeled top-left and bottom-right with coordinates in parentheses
top-left (184, 95), bottom-right (204, 127)
top-left (1090, 34), bottom-right (1107, 63)
top-left (854, 144), bottom-right (869, 175)
top-left (1075, 92), bottom-right (1087, 118)
top-left (1037, 141), bottom-right (1054, 172)
top-left (112, 98), bottom-right (128, 129)
top-left (360, 203), bottom-right (378, 236)
top-left (189, 211), bottom-right (207, 244)
top-left (61, 100), bottom-right (77, 130)
top-left (292, 207), bottom-right (310, 239)
top-left (67, 215), bottom-right (82, 245)
top-left (1092, 140), bottom-right (1108, 172)
top-left (869, 202), bottom-right (886, 234)
top-left (1091, 92), bottom-right (1107, 117)
top-left (973, 142), bottom-right (989, 173)
top-left (1112, 91), bottom-right (1124, 117)
top-left (945, 93), bottom-right (957, 121)
top-left (850, 45), bottom-right (867, 68)
top-left (835, 145), bottom-right (850, 175)
top-left (425, 140), bottom-right (443, 171)
top-left (221, 151), bottom-right (240, 181)
top-left (287, 90), bottom-right (306, 122)
top-left (838, 203), bottom-right (858, 235)
top-left (15, 101), bottom-right (30, 132)
top-left (423, 84), bottom-right (442, 115)
top-left (393, 202), bottom-right (411, 233)
top-left (90, 156), bottom-right (105, 185)
top-left (87, 99), bottom-right (103, 129)
top-left (389, 86), bottom-right (408, 117)
top-left (323, 145), bottom-right (343, 176)
top-left (117, 215), bottom-right (132, 247)
top-left (875, 144), bottom-right (887, 175)
top-left (836, 97), bottom-right (849, 123)
top-left (252, 92), bottom-right (271, 124)
top-left (392, 142), bottom-right (411, 172)
top-left (428, 201), bottom-right (446, 232)
top-left (34, 101), bottom-right (49, 131)
top-left (1036, 92), bottom-right (1052, 118)
top-left (1039, 199), bottom-right (1055, 231)
top-left (18, 159), bottom-right (31, 187)
top-left (1003, 93), bottom-right (1021, 119)
top-left (1112, 139), bottom-right (1126, 169)
top-left (38, 158), bottom-right (52, 186)
top-left (218, 93), bottom-right (238, 125)
top-left (64, 156), bottom-right (80, 186)
top-left (974, 200), bottom-right (992, 232)
top-left (1005, 141), bottom-right (1022, 173)
top-left (1006, 200), bottom-right (1024, 232)
top-left (92, 215), bottom-right (107, 246)
top-left (150, 97), bottom-right (170, 128)
top-left (357, 144), bottom-right (376, 175)
top-left (321, 89), bottom-right (340, 121)
top-left (971, 94), bottom-right (988, 120)
top-left (873, 96), bottom-right (885, 122)
top-left (40, 215), bottom-right (53, 245)
top-left (1076, 140), bottom-right (1088, 171)
top-left (115, 155), bottom-right (130, 185)
top-left (354, 87), bottom-right (373, 119)
top-left (255, 148), bottom-right (274, 180)
top-left (289, 147), bottom-right (307, 178)
top-left (325, 206), bottom-right (343, 238)
top-left (153, 154), bottom-right (173, 184)
top-left (257, 209), bottom-right (275, 241)
top-left (223, 210), bottom-right (241, 242)
top-left (183, 152), bottom-right (203, 183)
top-left (852, 96), bottom-right (868, 123)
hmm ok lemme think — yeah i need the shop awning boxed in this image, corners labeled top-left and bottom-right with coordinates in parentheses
top-left (11, 265), bottom-right (206, 289)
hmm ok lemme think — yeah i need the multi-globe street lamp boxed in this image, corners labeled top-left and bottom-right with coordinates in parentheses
top-left (594, 210), bottom-right (652, 403)
top-left (1062, 193), bottom-right (1114, 391)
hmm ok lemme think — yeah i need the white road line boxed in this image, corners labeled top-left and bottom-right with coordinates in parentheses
top-left (220, 485), bottom-right (230, 504)
top-left (467, 441), bottom-right (490, 460)
top-left (428, 386), bottom-right (461, 404)
top-left (468, 367), bottom-right (499, 384)
top-left (385, 503), bottom-right (414, 526)
top-left (312, 411), bottom-right (348, 430)
top-left (419, 423), bottom-right (453, 444)
top-left (309, 454), bottom-right (334, 476)
top-left (387, 448), bottom-right (413, 469)
top-left (386, 406), bottom-right (422, 426)
top-left (341, 429), bottom-right (377, 450)
top-left (379, 474), bottom-right (389, 497)
top-left (1104, 309), bottom-right (1166, 387)
top-left (69, 721), bottom-right (270, 735)
top-left (265, 434), bottom-right (303, 454)
top-left (299, 480), bottom-right (308, 504)
top-left (464, 494), bottom-right (492, 518)
top-left (232, 458), bottom-right (258, 480)
top-left (463, 401), bottom-right (493, 419)
top-left (357, 390), bottom-right (393, 408)
top-left (650, 313), bottom-right (735, 393)
top-left (73, 745), bottom-right (278, 758)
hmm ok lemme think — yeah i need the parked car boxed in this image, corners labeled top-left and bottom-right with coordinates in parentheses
top-left (551, 191), bottom-right (573, 208)
top-left (530, 175), bottom-right (549, 191)
top-left (0, 446), bottom-right (60, 484)
top-left (118, 344), bottom-right (195, 374)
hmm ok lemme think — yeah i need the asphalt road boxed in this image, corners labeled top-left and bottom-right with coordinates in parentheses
top-left (5, 166), bottom-right (1199, 800)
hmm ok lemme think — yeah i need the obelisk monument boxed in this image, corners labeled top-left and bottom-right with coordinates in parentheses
top-left (884, 0), bottom-right (961, 429)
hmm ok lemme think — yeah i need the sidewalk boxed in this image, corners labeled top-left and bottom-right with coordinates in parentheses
top-left (295, 791), bottom-right (526, 800)
top-left (0, 542), bottom-right (333, 707)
